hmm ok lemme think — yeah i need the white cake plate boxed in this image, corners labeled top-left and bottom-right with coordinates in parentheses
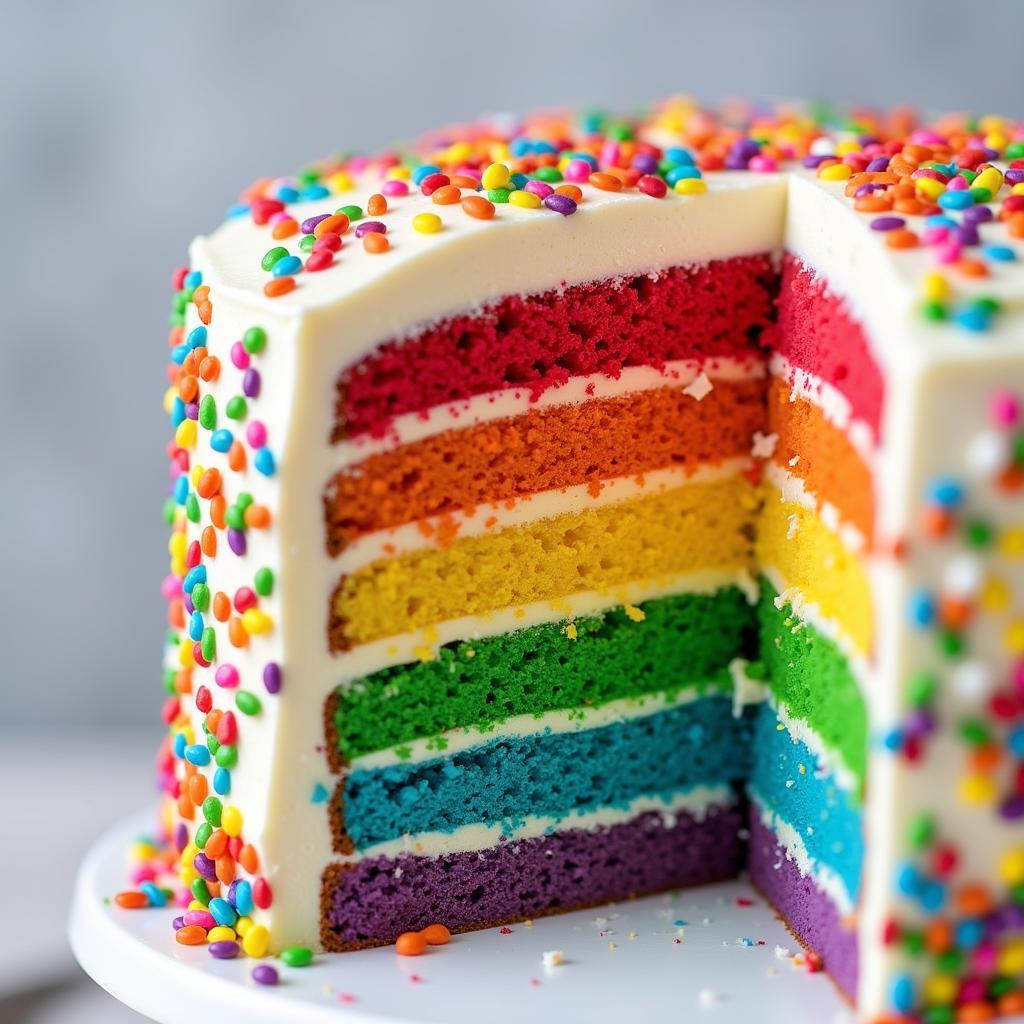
top-left (70, 809), bottom-right (864, 1024)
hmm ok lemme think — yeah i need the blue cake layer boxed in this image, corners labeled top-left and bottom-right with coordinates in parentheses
top-left (342, 696), bottom-right (754, 850)
top-left (748, 703), bottom-right (863, 901)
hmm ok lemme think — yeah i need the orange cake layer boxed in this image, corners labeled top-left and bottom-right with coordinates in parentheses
top-left (324, 377), bottom-right (765, 552)
top-left (766, 376), bottom-right (875, 542)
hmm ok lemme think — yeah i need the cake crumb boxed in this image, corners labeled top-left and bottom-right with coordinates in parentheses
top-left (541, 950), bottom-right (565, 968)
top-left (683, 372), bottom-right (714, 401)
top-left (786, 513), bottom-right (800, 539)
top-left (751, 430), bottom-right (778, 458)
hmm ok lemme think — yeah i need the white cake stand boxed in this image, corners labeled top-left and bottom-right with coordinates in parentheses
top-left (70, 809), bottom-right (862, 1024)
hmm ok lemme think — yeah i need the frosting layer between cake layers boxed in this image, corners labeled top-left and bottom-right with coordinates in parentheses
top-left (743, 240), bottom-right (880, 999)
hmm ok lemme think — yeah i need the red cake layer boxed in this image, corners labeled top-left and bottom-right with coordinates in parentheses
top-left (333, 255), bottom-right (778, 440)
top-left (773, 254), bottom-right (884, 441)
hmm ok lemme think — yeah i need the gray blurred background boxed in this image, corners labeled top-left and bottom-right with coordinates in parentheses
top-left (1, 0), bottom-right (1023, 1018)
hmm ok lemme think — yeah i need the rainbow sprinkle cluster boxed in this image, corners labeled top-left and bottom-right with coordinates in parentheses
top-left (879, 385), bottom-right (1024, 1024)
top-left (112, 270), bottom-right (305, 977)
top-left (887, 812), bottom-right (1024, 1020)
top-left (220, 99), bottom-right (1023, 340)
top-left (157, 272), bottom-right (289, 963)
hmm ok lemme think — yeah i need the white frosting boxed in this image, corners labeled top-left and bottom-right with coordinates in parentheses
top-left (336, 458), bottom-right (750, 575)
top-left (758, 565), bottom-right (872, 693)
top-left (194, 174), bottom-right (787, 321)
top-left (175, 298), bottom-right (294, 918)
top-left (772, 699), bottom-right (860, 799)
top-left (350, 785), bottom-right (737, 862)
top-left (728, 656), bottom-right (770, 717)
top-left (787, 172), bottom-right (1024, 356)
top-left (762, 461), bottom-right (867, 555)
top-left (781, 172), bottom-right (1024, 1015)
top-left (856, 358), bottom-right (1024, 1017)
top-left (333, 355), bottom-right (764, 466)
top-left (727, 643), bottom-right (861, 796)
top-left (748, 795), bottom-right (855, 917)
top-left (768, 352), bottom-right (877, 468)
top-left (726, 621), bottom-right (861, 795)
top-left (349, 684), bottom-right (731, 772)
top-left (334, 567), bottom-right (756, 685)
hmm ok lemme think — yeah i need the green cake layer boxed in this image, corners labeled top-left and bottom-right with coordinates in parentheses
top-left (329, 580), bottom-right (867, 788)
top-left (757, 578), bottom-right (867, 792)
top-left (330, 586), bottom-right (756, 763)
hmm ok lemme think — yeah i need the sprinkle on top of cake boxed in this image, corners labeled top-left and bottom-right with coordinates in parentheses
top-left (210, 99), bottom-right (1024, 333)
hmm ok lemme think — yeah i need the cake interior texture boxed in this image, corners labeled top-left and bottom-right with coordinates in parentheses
top-left (317, 253), bottom-right (868, 1002)
top-left (156, 102), bottom-right (1024, 1023)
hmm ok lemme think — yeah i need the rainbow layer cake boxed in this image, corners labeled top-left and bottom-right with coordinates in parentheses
top-left (153, 99), bottom-right (1024, 1022)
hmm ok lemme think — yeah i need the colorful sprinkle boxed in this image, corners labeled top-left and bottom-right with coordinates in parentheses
top-left (395, 932), bottom-right (427, 956)
top-left (280, 945), bottom-right (313, 968)
top-left (251, 964), bottom-right (278, 985)
top-left (412, 213), bottom-right (442, 234)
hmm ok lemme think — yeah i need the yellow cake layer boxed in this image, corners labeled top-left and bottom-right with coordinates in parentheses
top-left (331, 474), bottom-right (759, 649)
top-left (756, 484), bottom-right (873, 655)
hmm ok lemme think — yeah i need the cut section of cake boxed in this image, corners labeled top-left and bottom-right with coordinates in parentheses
top-left (156, 102), bottom-right (1024, 1021)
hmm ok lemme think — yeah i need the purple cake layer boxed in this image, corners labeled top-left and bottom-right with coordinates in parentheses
top-left (322, 801), bottom-right (744, 950)
top-left (747, 802), bottom-right (858, 999)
